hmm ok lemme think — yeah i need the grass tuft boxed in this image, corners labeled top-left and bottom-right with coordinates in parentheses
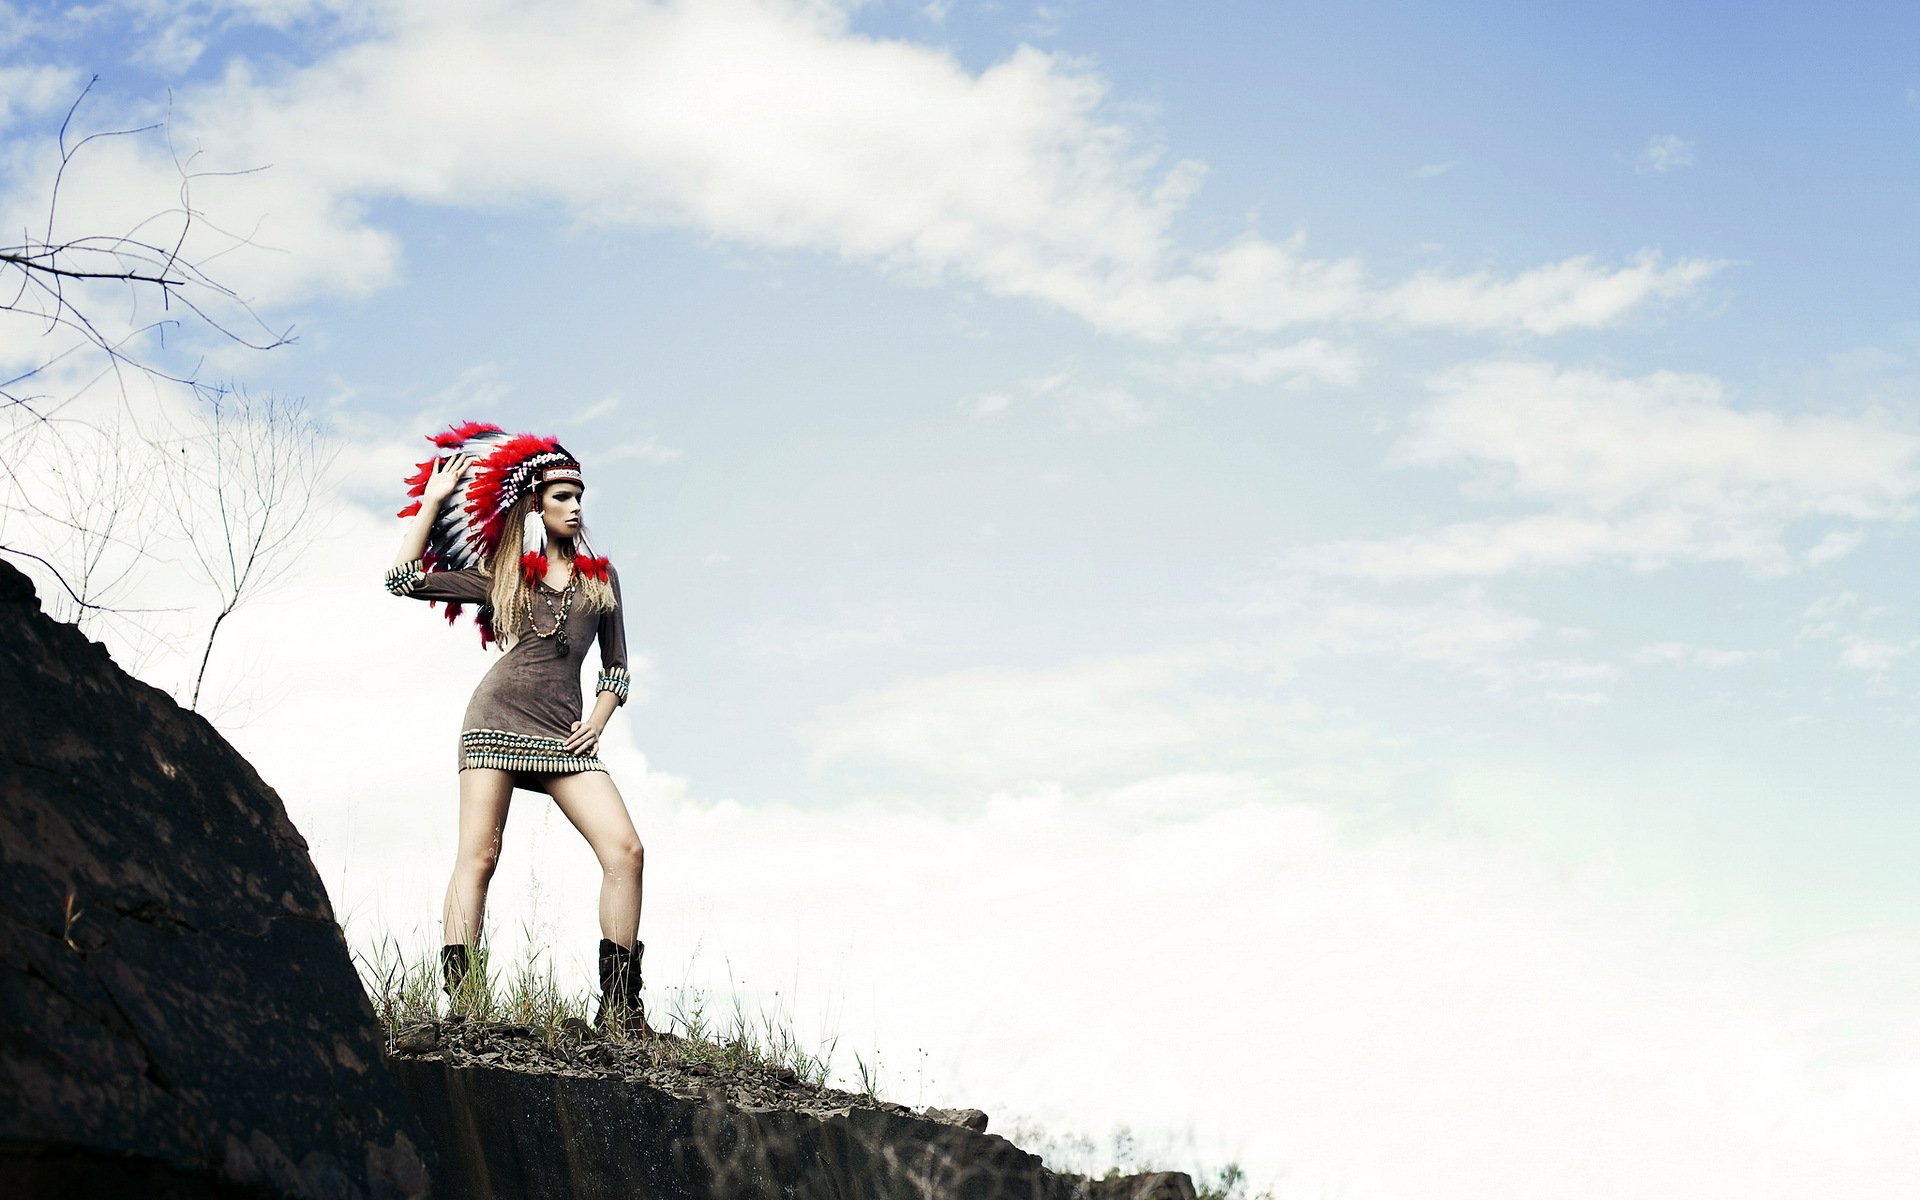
top-left (347, 926), bottom-right (840, 1089)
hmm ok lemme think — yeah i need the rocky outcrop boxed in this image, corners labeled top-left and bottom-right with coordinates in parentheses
top-left (0, 554), bottom-right (1198, 1199)
top-left (0, 559), bottom-right (435, 1198)
top-left (386, 1050), bottom-right (1192, 1200)
top-left (381, 1014), bottom-right (1197, 1200)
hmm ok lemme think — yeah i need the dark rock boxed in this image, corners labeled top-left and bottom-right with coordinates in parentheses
top-left (394, 1027), bottom-right (440, 1055)
top-left (0, 558), bottom-right (435, 1198)
top-left (386, 1055), bottom-right (1123, 1200)
top-left (1082, 1171), bottom-right (1200, 1200)
top-left (922, 1106), bottom-right (990, 1133)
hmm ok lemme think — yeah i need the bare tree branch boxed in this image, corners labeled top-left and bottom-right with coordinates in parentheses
top-left (0, 78), bottom-right (303, 637)
top-left (0, 81), bottom-right (333, 721)
top-left (0, 78), bottom-right (296, 425)
top-left (161, 388), bottom-right (337, 711)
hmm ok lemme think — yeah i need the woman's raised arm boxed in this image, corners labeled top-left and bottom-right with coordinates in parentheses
top-left (392, 452), bottom-right (474, 571)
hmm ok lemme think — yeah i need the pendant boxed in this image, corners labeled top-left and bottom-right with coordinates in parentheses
top-left (557, 632), bottom-right (571, 654)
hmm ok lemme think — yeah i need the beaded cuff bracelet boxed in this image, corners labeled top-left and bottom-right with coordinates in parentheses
top-left (385, 559), bottom-right (427, 597)
top-left (595, 665), bottom-right (631, 705)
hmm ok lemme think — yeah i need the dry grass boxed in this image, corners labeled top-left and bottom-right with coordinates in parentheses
top-left (345, 919), bottom-right (1266, 1197)
top-left (348, 922), bottom-right (837, 1089)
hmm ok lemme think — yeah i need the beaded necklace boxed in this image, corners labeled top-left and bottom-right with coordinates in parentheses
top-left (522, 563), bottom-right (579, 654)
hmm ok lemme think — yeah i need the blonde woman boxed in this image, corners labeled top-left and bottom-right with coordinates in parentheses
top-left (384, 422), bottom-right (649, 1035)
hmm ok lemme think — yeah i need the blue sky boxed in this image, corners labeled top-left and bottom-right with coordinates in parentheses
top-left (6, 1), bottom-right (1920, 1193)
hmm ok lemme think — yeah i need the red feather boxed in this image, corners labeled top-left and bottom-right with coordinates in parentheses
top-left (432, 420), bottom-right (501, 448)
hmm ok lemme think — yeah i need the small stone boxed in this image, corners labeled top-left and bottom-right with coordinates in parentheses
top-left (1085, 1171), bottom-right (1199, 1200)
top-left (393, 1027), bottom-right (439, 1054)
top-left (922, 1106), bottom-right (990, 1133)
top-left (687, 1062), bottom-right (713, 1076)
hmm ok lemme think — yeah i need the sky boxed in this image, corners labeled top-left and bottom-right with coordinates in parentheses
top-left (4, 0), bottom-right (1920, 1194)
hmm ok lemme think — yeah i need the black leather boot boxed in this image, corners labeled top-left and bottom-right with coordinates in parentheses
top-left (594, 937), bottom-right (652, 1036)
top-left (441, 943), bottom-right (470, 1002)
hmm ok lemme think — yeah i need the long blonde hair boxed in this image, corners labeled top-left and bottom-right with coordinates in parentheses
top-left (482, 489), bottom-right (617, 650)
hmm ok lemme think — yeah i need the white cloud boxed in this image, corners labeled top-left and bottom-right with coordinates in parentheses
top-left (0, 63), bottom-right (84, 129)
top-left (1149, 337), bottom-right (1361, 390)
top-left (131, 18), bottom-right (208, 73)
top-left (803, 592), bottom-right (1618, 785)
top-left (1628, 641), bottom-right (1775, 669)
top-left (574, 395), bottom-right (622, 422)
top-left (1266, 594), bottom-right (1544, 672)
top-left (1803, 527), bottom-right (1864, 564)
top-left (11, 1), bottom-right (1715, 339)
top-left (1803, 591), bottom-right (1860, 624)
top-left (1403, 362), bottom-right (1920, 517)
top-left (1795, 591), bottom-right (1917, 682)
top-left (1638, 133), bottom-right (1696, 173)
top-left (960, 390), bottom-right (1011, 418)
top-left (801, 649), bottom-right (1298, 781)
top-left (1287, 513), bottom-right (1702, 580)
top-left (968, 368), bottom-right (1153, 431)
top-left (1291, 361), bottom-right (1920, 579)
top-left (0, 2), bottom-right (48, 52)
top-left (1412, 160), bottom-right (1457, 179)
top-left (1836, 636), bottom-right (1920, 673)
top-left (1379, 251), bottom-right (1717, 334)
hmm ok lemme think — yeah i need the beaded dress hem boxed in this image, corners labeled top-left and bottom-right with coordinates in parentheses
top-left (458, 729), bottom-right (606, 774)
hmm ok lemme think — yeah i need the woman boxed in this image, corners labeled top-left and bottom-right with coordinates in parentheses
top-left (384, 421), bottom-right (650, 1035)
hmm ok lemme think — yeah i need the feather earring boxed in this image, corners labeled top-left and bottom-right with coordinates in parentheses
top-left (521, 508), bottom-right (548, 587)
top-left (574, 529), bottom-right (610, 582)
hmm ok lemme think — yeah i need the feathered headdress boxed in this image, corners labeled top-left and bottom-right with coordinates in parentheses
top-left (397, 421), bottom-right (611, 643)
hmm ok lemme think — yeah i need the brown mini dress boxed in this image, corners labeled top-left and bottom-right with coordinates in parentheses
top-left (383, 559), bottom-right (631, 775)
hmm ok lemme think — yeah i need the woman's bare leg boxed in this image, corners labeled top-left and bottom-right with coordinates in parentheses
top-left (543, 770), bottom-right (644, 947)
top-left (442, 767), bottom-right (515, 947)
